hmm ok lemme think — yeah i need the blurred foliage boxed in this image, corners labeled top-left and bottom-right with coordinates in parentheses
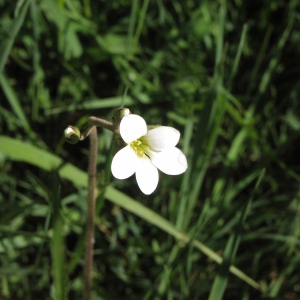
top-left (1, 0), bottom-right (300, 299)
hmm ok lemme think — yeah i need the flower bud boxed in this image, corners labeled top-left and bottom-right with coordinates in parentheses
top-left (64, 126), bottom-right (81, 144)
top-left (112, 107), bottom-right (131, 125)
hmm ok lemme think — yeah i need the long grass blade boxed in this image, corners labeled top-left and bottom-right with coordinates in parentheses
top-left (0, 73), bottom-right (31, 132)
top-left (208, 169), bottom-right (265, 300)
top-left (0, 136), bottom-right (262, 291)
top-left (50, 170), bottom-right (66, 300)
top-left (0, 0), bottom-right (31, 74)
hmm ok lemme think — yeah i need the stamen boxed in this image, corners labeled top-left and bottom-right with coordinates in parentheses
top-left (130, 136), bottom-right (150, 158)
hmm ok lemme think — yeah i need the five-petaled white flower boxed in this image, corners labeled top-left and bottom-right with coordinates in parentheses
top-left (111, 114), bottom-right (188, 195)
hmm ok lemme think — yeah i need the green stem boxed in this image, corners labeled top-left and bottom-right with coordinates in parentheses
top-left (83, 127), bottom-right (98, 300)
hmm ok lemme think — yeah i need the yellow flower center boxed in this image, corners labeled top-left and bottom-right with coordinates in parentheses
top-left (130, 136), bottom-right (150, 158)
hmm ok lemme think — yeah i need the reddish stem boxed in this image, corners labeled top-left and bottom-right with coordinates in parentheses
top-left (83, 127), bottom-right (98, 300)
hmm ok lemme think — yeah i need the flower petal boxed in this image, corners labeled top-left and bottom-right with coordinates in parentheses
top-left (120, 114), bottom-right (148, 143)
top-left (111, 145), bottom-right (138, 179)
top-left (135, 157), bottom-right (159, 195)
top-left (149, 147), bottom-right (188, 175)
top-left (146, 126), bottom-right (180, 151)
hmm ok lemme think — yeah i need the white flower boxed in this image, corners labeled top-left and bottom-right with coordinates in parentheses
top-left (111, 114), bottom-right (188, 195)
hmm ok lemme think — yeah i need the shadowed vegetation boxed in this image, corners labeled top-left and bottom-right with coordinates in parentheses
top-left (1, 0), bottom-right (300, 299)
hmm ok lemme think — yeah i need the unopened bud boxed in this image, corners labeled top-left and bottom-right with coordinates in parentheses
top-left (112, 107), bottom-right (131, 125)
top-left (64, 126), bottom-right (81, 144)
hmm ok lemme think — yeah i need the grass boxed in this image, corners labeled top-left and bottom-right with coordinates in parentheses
top-left (1, 0), bottom-right (300, 299)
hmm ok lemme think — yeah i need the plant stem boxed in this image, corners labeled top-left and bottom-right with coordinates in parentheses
top-left (83, 127), bottom-right (98, 300)
top-left (80, 117), bottom-right (118, 140)
top-left (64, 110), bottom-right (124, 298)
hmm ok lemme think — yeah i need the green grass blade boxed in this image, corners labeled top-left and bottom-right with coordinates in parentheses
top-left (214, 0), bottom-right (226, 75)
top-left (0, 136), bottom-right (262, 291)
top-left (0, 136), bottom-right (87, 186)
top-left (0, 73), bottom-right (31, 132)
top-left (178, 93), bottom-right (227, 230)
top-left (104, 188), bottom-right (262, 291)
top-left (245, 25), bottom-right (273, 95)
top-left (228, 23), bottom-right (248, 90)
top-left (50, 170), bottom-right (67, 300)
top-left (126, 0), bottom-right (138, 58)
top-left (208, 169), bottom-right (265, 300)
top-left (259, 5), bottom-right (295, 95)
top-left (212, 127), bottom-right (248, 204)
top-left (82, 0), bottom-right (91, 18)
top-left (128, 0), bottom-right (150, 59)
top-left (46, 95), bottom-right (138, 115)
top-left (177, 0), bottom-right (227, 229)
top-left (0, 0), bottom-right (31, 74)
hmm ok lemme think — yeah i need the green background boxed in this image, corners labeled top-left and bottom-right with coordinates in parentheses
top-left (1, 0), bottom-right (300, 299)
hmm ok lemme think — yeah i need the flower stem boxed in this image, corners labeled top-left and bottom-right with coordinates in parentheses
top-left (83, 127), bottom-right (98, 300)
top-left (64, 108), bottom-right (128, 298)
top-left (81, 117), bottom-right (119, 140)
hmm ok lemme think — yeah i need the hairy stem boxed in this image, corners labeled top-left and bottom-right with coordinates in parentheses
top-left (83, 127), bottom-right (98, 300)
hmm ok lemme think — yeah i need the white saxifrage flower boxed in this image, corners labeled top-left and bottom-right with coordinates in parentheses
top-left (111, 114), bottom-right (188, 195)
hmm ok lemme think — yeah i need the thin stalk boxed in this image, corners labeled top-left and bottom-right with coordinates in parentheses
top-left (80, 117), bottom-right (118, 140)
top-left (64, 109), bottom-right (126, 299)
top-left (83, 127), bottom-right (98, 300)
